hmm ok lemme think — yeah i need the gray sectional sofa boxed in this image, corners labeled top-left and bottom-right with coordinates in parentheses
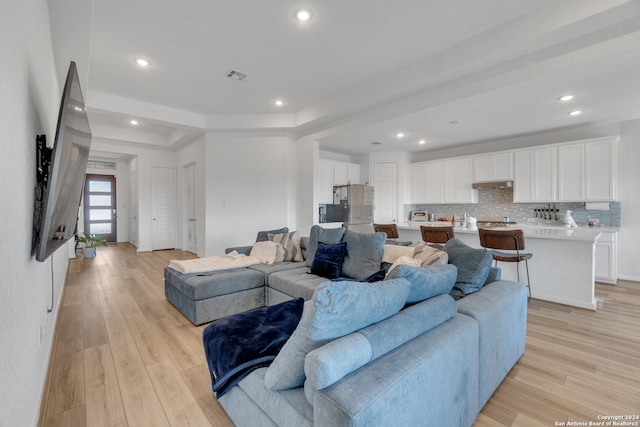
top-left (164, 225), bottom-right (528, 426)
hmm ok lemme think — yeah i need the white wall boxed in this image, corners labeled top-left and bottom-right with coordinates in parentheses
top-left (203, 134), bottom-right (295, 255)
top-left (176, 136), bottom-right (206, 255)
top-left (617, 120), bottom-right (640, 281)
top-left (0, 1), bottom-right (69, 425)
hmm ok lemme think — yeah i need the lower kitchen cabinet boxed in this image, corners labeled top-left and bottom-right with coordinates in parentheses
top-left (595, 231), bottom-right (617, 284)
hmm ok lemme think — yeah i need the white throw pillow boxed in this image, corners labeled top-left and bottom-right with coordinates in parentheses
top-left (249, 240), bottom-right (278, 265)
top-left (413, 243), bottom-right (449, 266)
top-left (381, 244), bottom-right (415, 264)
top-left (386, 255), bottom-right (421, 275)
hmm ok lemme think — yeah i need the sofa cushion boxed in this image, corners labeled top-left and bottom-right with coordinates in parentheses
top-left (340, 230), bottom-right (387, 280)
top-left (444, 238), bottom-right (493, 296)
top-left (309, 242), bottom-right (347, 280)
top-left (269, 230), bottom-right (303, 262)
top-left (386, 264), bottom-right (458, 304)
top-left (249, 240), bottom-right (279, 265)
top-left (305, 225), bottom-right (346, 267)
top-left (304, 294), bottom-right (458, 394)
top-left (268, 267), bottom-right (328, 301)
top-left (264, 278), bottom-right (411, 391)
top-left (256, 227), bottom-right (289, 242)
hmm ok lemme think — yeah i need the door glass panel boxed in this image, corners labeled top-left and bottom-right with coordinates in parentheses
top-left (89, 223), bottom-right (112, 234)
top-left (89, 209), bottom-right (111, 221)
top-left (89, 181), bottom-right (111, 192)
top-left (89, 195), bottom-right (111, 206)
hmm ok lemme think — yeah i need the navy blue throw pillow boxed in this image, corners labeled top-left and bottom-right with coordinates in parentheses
top-left (310, 242), bottom-right (347, 279)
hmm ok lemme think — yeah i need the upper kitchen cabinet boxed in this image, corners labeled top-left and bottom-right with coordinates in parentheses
top-left (514, 136), bottom-right (618, 203)
top-left (472, 152), bottom-right (513, 182)
top-left (318, 159), bottom-right (362, 204)
top-left (513, 146), bottom-right (557, 202)
top-left (412, 158), bottom-right (477, 204)
top-left (444, 158), bottom-right (478, 203)
top-left (557, 136), bottom-right (618, 202)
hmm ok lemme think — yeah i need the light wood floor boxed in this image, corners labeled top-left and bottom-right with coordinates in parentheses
top-left (39, 243), bottom-right (640, 426)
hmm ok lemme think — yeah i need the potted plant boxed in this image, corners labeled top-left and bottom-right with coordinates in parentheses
top-left (77, 233), bottom-right (108, 258)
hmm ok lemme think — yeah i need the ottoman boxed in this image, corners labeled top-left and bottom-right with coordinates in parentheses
top-left (164, 267), bottom-right (266, 325)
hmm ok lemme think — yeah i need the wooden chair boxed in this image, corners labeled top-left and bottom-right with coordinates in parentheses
top-left (478, 228), bottom-right (532, 297)
top-left (373, 223), bottom-right (412, 246)
top-left (419, 225), bottom-right (455, 249)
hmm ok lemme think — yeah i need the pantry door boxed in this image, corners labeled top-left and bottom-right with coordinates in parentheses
top-left (151, 167), bottom-right (176, 250)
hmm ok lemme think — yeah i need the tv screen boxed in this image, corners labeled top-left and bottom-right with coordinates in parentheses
top-left (35, 61), bottom-right (92, 262)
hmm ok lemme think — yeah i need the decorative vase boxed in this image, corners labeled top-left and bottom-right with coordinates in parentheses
top-left (83, 247), bottom-right (96, 258)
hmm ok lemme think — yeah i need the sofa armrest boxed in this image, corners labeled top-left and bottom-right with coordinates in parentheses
top-left (225, 245), bottom-right (253, 255)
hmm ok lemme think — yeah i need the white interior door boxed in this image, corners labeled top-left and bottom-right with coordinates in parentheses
top-left (373, 162), bottom-right (398, 223)
top-left (151, 166), bottom-right (176, 250)
top-left (129, 167), bottom-right (137, 246)
top-left (185, 165), bottom-right (197, 253)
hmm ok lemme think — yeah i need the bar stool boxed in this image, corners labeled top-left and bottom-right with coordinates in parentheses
top-left (478, 228), bottom-right (532, 297)
top-left (419, 225), bottom-right (455, 250)
top-left (373, 223), bottom-right (412, 246)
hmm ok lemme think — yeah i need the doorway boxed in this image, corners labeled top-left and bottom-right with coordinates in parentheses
top-left (83, 174), bottom-right (117, 241)
top-left (151, 166), bottom-right (177, 250)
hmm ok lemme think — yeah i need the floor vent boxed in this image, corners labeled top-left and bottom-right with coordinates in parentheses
top-left (225, 69), bottom-right (248, 81)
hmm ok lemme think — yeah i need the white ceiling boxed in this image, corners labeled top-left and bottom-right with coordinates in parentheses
top-left (49, 0), bottom-right (640, 155)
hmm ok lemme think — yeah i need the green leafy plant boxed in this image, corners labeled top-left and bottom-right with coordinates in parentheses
top-left (77, 233), bottom-right (108, 248)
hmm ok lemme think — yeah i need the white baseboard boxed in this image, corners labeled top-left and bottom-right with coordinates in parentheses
top-left (616, 274), bottom-right (640, 283)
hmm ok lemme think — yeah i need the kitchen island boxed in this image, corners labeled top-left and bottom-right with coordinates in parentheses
top-left (397, 222), bottom-right (611, 310)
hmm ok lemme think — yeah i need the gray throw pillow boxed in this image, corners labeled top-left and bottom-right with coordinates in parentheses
top-left (263, 278), bottom-right (411, 391)
top-left (386, 264), bottom-right (458, 304)
top-left (444, 238), bottom-right (493, 296)
top-left (340, 230), bottom-right (386, 280)
top-left (305, 225), bottom-right (346, 267)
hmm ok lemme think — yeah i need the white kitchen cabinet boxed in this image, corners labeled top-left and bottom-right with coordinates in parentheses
top-left (595, 231), bottom-right (617, 284)
top-left (333, 161), bottom-right (349, 186)
top-left (557, 143), bottom-right (584, 201)
top-left (347, 163), bottom-right (361, 185)
top-left (426, 161), bottom-right (444, 203)
top-left (585, 137), bottom-right (617, 201)
top-left (444, 158), bottom-right (477, 203)
top-left (513, 146), bottom-right (556, 202)
top-left (472, 152), bottom-right (513, 182)
top-left (412, 163), bottom-right (428, 203)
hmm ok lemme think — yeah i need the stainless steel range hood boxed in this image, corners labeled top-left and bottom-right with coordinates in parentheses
top-left (471, 180), bottom-right (513, 189)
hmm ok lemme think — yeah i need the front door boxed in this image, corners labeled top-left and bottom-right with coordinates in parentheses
top-left (84, 174), bottom-right (117, 242)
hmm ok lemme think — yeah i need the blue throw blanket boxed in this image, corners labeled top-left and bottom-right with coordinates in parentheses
top-left (202, 298), bottom-right (304, 397)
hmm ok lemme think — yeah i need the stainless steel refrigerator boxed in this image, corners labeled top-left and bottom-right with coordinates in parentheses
top-left (325, 184), bottom-right (374, 231)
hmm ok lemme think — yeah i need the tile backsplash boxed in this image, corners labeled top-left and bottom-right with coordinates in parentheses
top-left (404, 188), bottom-right (620, 227)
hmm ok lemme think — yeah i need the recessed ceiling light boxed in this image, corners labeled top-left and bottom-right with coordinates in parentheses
top-left (568, 110), bottom-right (582, 116)
top-left (418, 139), bottom-right (427, 145)
top-left (135, 58), bottom-right (149, 67)
top-left (130, 120), bottom-right (139, 125)
top-left (449, 120), bottom-right (461, 125)
top-left (559, 95), bottom-right (574, 102)
top-left (295, 9), bottom-right (312, 21)
top-left (74, 106), bottom-right (83, 112)
top-left (274, 99), bottom-right (284, 107)
top-left (395, 132), bottom-right (405, 138)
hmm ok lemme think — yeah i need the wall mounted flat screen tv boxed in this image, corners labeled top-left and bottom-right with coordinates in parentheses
top-left (35, 61), bottom-right (92, 262)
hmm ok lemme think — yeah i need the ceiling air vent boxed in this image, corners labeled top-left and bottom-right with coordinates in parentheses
top-left (225, 69), bottom-right (248, 81)
top-left (370, 141), bottom-right (384, 145)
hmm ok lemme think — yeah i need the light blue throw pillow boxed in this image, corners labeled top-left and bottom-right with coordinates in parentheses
top-left (386, 264), bottom-right (458, 304)
top-left (263, 278), bottom-right (411, 391)
top-left (444, 238), bottom-right (493, 296)
top-left (305, 225), bottom-right (346, 267)
top-left (340, 230), bottom-right (387, 280)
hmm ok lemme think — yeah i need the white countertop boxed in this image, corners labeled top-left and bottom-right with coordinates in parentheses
top-left (397, 221), bottom-right (618, 243)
